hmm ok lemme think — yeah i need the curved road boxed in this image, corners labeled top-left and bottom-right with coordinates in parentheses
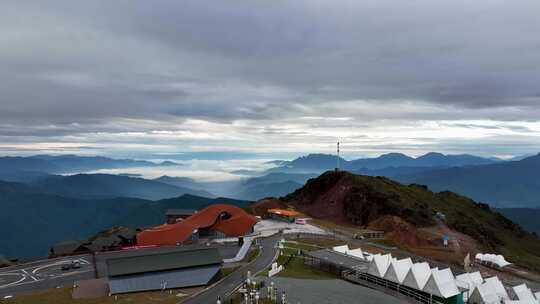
top-left (183, 235), bottom-right (280, 304)
top-left (0, 255), bottom-right (94, 297)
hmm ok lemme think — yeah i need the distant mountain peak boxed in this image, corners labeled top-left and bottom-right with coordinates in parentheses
top-left (378, 152), bottom-right (413, 160)
top-left (417, 152), bottom-right (445, 158)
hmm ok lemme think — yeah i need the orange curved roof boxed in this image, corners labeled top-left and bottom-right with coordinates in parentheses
top-left (267, 208), bottom-right (300, 217)
top-left (137, 204), bottom-right (257, 246)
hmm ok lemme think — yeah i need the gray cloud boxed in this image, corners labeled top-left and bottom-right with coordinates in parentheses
top-left (1, 0), bottom-right (540, 156)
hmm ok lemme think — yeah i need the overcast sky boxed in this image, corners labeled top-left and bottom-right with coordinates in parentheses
top-left (1, 0), bottom-right (540, 159)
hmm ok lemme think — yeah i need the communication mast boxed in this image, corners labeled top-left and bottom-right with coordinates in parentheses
top-left (336, 141), bottom-right (340, 171)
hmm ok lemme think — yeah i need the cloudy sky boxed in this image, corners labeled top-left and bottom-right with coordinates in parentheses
top-left (1, 0), bottom-right (540, 159)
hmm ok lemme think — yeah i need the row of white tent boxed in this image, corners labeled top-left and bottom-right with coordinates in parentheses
top-left (476, 253), bottom-right (512, 268)
top-left (332, 245), bottom-right (539, 304)
top-left (506, 284), bottom-right (540, 304)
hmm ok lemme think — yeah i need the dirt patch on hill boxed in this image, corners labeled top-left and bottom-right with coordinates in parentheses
top-left (366, 215), bottom-right (481, 266)
top-left (368, 216), bottom-right (429, 248)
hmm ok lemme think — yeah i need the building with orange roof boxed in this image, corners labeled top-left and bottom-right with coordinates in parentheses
top-left (267, 208), bottom-right (300, 223)
top-left (137, 204), bottom-right (257, 246)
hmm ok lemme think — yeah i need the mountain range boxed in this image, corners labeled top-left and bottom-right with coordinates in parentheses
top-left (28, 173), bottom-right (213, 200)
top-left (267, 152), bottom-right (499, 174)
top-left (0, 178), bottom-right (248, 259)
top-left (0, 154), bottom-right (179, 180)
top-left (260, 152), bottom-right (540, 208)
top-left (394, 153), bottom-right (540, 207)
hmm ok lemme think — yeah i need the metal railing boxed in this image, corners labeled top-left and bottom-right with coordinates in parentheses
top-left (342, 269), bottom-right (445, 304)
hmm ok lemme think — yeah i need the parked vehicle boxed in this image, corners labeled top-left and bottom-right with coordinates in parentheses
top-left (61, 260), bottom-right (81, 271)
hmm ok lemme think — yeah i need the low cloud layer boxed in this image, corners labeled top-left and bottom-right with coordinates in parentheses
top-left (1, 0), bottom-right (540, 158)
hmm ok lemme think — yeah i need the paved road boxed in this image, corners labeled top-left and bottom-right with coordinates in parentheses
top-left (0, 255), bottom-right (94, 297)
top-left (260, 277), bottom-right (405, 304)
top-left (183, 235), bottom-right (281, 304)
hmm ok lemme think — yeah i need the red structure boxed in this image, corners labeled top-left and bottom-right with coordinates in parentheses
top-left (137, 204), bottom-right (257, 246)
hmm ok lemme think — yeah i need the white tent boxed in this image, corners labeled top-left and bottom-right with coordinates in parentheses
top-left (456, 271), bottom-right (484, 301)
top-left (367, 254), bottom-right (394, 278)
top-left (364, 253), bottom-right (379, 262)
top-left (383, 258), bottom-right (413, 284)
top-left (469, 281), bottom-right (503, 304)
top-left (332, 245), bottom-right (349, 254)
top-left (476, 253), bottom-right (512, 268)
top-left (504, 301), bottom-right (538, 304)
top-left (423, 268), bottom-right (460, 299)
top-left (535, 292), bottom-right (540, 301)
top-left (484, 276), bottom-right (509, 301)
top-left (402, 262), bottom-right (434, 290)
top-left (512, 284), bottom-right (537, 303)
top-left (348, 248), bottom-right (365, 260)
top-left (455, 271), bottom-right (483, 289)
top-left (492, 255), bottom-right (512, 267)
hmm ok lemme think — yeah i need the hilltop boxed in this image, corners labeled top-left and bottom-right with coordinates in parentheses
top-left (252, 171), bottom-right (540, 271)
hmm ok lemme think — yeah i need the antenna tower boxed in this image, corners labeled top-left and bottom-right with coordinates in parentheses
top-left (336, 141), bottom-right (340, 171)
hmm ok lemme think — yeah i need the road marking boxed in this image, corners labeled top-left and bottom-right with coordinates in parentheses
top-left (0, 273), bottom-right (27, 289)
top-left (21, 269), bottom-right (38, 282)
top-left (52, 269), bottom-right (93, 278)
top-left (32, 260), bottom-right (72, 274)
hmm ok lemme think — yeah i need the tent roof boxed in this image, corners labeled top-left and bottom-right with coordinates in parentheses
top-left (512, 284), bottom-right (536, 302)
top-left (484, 276), bottom-right (509, 300)
top-left (476, 253), bottom-right (511, 268)
top-left (348, 248), bottom-right (364, 260)
top-left (471, 282), bottom-right (500, 304)
top-left (367, 254), bottom-right (393, 278)
top-left (332, 245), bottom-right (349, 254)
top-left (423, 268), bottom-right (460, 298)
top-left (455, 271), bottom-right (484, 290)
top-left (402, 262), bottom-right (432, 290)
top-left (383, 258), bottom-right (413, 284)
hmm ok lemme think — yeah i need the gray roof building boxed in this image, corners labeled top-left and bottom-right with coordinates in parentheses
top-left (50, 240), bottom-right (87, 257)
top-left (0, 255), bottom-right (12, 267)
top-left (109, 265), bottom-right (221, 294)
top-left (106, 247), bottom-right (222, 294)
top-left (107, 247), bottom-right (221, 277)
top-left (165, 209), bottom-right (197, 216)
